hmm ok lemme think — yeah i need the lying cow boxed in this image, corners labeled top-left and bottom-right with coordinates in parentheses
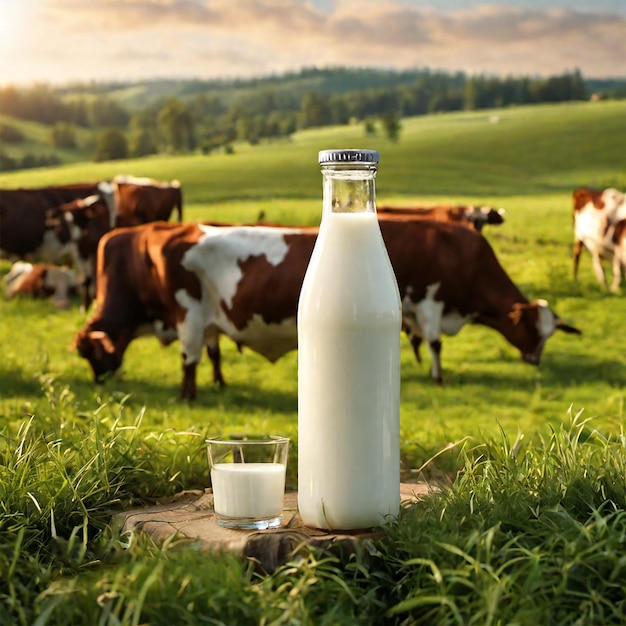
top-left (377, 204), bottom-right (505, 232)
top-left (572, 186), bottom-right (626, 292)
top-left (73, 219), bottom-right (581, 399)
top-left (4, 261), bottom-right (79, 308)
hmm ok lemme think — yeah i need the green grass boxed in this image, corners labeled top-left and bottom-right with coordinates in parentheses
top-left (0, 101), bottom-right (625, 624)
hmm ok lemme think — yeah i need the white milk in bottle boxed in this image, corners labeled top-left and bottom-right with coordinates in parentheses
top-left (297, 149), bottom-right (402, 530)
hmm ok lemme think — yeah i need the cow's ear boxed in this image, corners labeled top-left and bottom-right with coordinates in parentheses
top-left (89, 331), bottom-right (116, 354)
top-left (69, 329), bottom-right (86, 352)
top-left (556, 319), bottom-right (582, 335)
top-left (508, 302), bottom-right (528, 325)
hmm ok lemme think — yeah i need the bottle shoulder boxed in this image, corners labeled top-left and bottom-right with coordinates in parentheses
top-left (298, 217), bottom-right (401, 326)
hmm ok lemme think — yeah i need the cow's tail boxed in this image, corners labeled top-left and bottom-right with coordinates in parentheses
top-left (172, 180), bottom-right (183, 222)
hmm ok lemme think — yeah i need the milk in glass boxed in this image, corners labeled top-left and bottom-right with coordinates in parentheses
top-left (211, 463), bottom-right (286, 518)
top-left (297, 149), bottom-right (401, 530)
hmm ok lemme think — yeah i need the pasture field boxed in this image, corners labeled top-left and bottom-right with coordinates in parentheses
top-left (0, 101), bottom-right (625, 624)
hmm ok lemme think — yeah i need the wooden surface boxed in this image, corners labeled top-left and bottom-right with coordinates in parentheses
top-left (112, 483), bottom-right (434, 573)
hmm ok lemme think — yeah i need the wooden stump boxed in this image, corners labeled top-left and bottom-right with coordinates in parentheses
top-left (112, 483), bottom-right (434, 573)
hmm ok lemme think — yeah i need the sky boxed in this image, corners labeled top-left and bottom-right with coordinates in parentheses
top-left (0, 0), bottom-right (624, 86)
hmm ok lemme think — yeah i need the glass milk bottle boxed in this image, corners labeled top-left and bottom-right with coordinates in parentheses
top-left (297, 149), bottom-right (402, 530)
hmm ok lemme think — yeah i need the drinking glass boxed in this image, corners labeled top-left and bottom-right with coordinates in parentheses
top-left (206, 435), bottom-right (289, 530)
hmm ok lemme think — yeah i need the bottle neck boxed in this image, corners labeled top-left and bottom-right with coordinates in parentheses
top-left (321, 164), bottom-right (378, 217)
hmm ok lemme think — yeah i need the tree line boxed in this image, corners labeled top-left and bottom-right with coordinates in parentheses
top-left (0, 67), bottom-right (617, 170)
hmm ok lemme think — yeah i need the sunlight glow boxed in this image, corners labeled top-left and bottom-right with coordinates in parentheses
top-left (0, 1), bottom-right (28, 50)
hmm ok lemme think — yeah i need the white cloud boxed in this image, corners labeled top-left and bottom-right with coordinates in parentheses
top-left (1, 0), bottom-right (624, 85)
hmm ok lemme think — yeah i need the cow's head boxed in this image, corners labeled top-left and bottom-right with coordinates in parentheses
top-left (508, 300), bottom-right (581, 364)
top-left (44, 206), bottom-right (79, 245)
top-left (601, 188), bottom-right (625, 220)
top-left (572, 187), bottom-right (604, 217)
top-left (72, 329), bottom-right (122, 382)
top-left (465, 206), bottom-right (506, 231)
top-left (56, 196), bottom-right (110, 258)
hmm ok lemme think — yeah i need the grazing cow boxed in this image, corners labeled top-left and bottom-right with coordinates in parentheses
top-left (1, 177), bottom-right (184, 307)
top-left (0, 183), bottom-right (102, 261)
top-left (74, 219), bottom-right (580, 399)
top-left (0, 177), bottom-right (182, 258)
top-left (4, 261), bottom-right (79, 308)
top-left (46, 194), bottom-right (114, 309)
top-left (377, 204), bottom-right (505, 232)
top-left (572, 186), bottom-right (626, 292)
top-left (112, 175), bottom-right (183, 226)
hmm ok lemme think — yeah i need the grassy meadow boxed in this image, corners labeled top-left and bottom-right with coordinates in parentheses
top-left (0, 100), bottom-right (625, 624)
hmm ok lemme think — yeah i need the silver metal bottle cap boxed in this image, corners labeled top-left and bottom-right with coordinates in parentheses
top-left (318, 149), bottom-right (379, 165)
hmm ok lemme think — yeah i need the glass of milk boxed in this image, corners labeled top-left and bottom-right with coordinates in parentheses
top-left (206, 435), bottom-right (289, 530)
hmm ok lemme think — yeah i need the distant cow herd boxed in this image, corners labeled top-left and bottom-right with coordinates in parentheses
top-left (1, 175), bottom-right (182, 309)
top-left (1, 177), bottom-right (623, 400)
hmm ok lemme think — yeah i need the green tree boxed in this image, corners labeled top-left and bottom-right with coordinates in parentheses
top-left (300, 92), bottom-right (332, 128)
top-left (128, 111), bottom-right (158, 157)
top-left (278, 112), bottom-right (298, 138)
top-left (236, 115), bottom-right (257, 144)
top-left (89, 96), bottom-right (129, 128)
top-left (192, 93), bottom-right (225, 121)
top-left (157, 98), bottom-right (195, 152)
top-left (129, 129), bottom-right (158, 157)
top-left (381, 114), bottom-right (401, 142)
top-left (94, 128), bottom-right (128, 162)
top-left (51, 122), bottom-right (77, 148)
top-left (329, 96), bottom-right (350, 125)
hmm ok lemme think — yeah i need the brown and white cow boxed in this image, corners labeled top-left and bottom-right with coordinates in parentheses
top-left (112, 175), bottom-right (183, 227)
top-left (0, 183), bottom-right (110, 304)
top-left (45, 194), bottom-right (114, 310)
top-left (73, 219), bottom-right (580, 400)
top-left (1, 176), bottom-right (185, 307)
top-left (572, 186), bottom-right (626, 292)
top-left (4, 261), bottom-right (79, 308)
top-left (377, 204), bottom-right (505, 232)
top-left (0, 183), bottom-right (103, 261)
top-left (0, 177), bottom-right (182, 258)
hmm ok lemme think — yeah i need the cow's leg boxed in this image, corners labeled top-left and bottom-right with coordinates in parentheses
top-left (410, 335), bottom-right (423, 363)
top-left (415, 294), bottom-right (444, 384)
top-left (401, 321), bottom-right (422, 363)
top-left (206, 335), bottom-right (226, 386)
top-left (426, 339), bottom-right (444, 385)
top-left (81, 276), bottom-right (92, 313)
top-left (181, 360), bottom-right (197, 401)
top-left (177, 303), bottom-right (205, 401)
top-left (85, 255), bottom-right (98, 312)
top-left (50, 268), bottom-right (71, 309)
top-left (591, 253), bottom-right (608, 289)
top-left (573, 240), bottom-right (583, 279)
top-left (610, 255), bottom-right (623, 293)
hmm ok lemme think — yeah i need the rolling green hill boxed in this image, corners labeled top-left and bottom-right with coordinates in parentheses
top-left (0, 114), bottom-right (97, 165)
top-left (1, 100), bottom-right (624, 199)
